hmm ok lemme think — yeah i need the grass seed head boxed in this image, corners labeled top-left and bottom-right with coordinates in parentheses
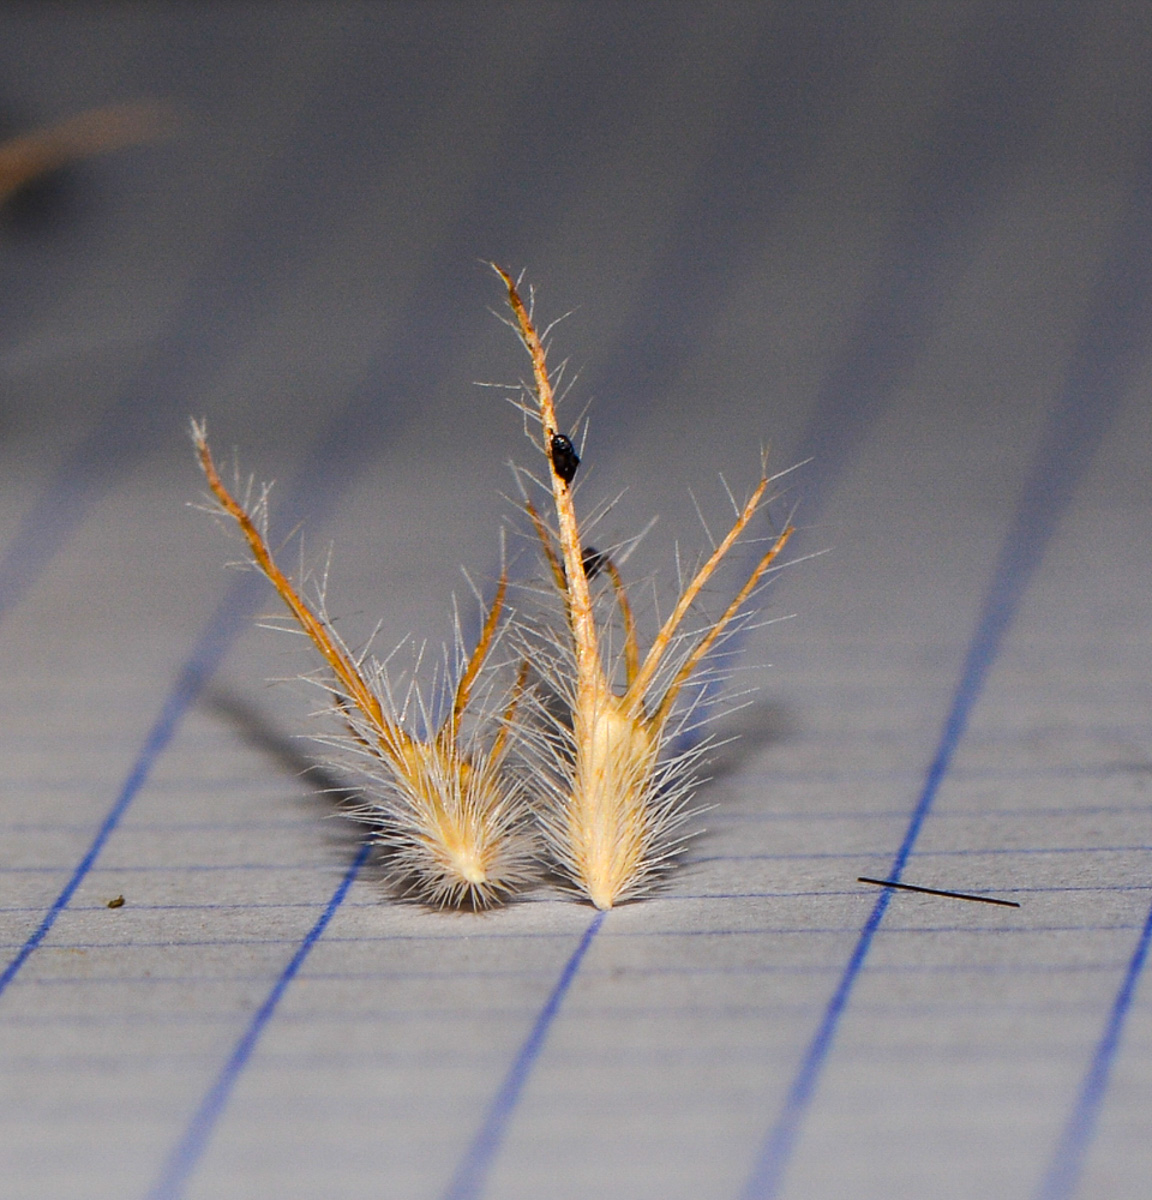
top-left (494, 266), bottom-right (794, 909)
top-left (192, 420), bottom-right (538, 908)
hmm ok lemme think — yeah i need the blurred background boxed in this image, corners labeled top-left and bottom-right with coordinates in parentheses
top-left (0, 0), bottom-right (1144, 602)
top-left (1, 2), bottom-right (1149, 639)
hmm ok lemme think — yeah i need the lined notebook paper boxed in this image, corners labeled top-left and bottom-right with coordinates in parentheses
top-left (2, 6), bottom-right (1151, 1199)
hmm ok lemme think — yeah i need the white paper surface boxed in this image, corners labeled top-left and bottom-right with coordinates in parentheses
top-left (2, 7), bottom-right (1151, 1199)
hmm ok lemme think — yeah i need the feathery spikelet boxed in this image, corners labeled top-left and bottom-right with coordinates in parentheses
top-left (192, 421), bottom-right (537, 908)
top-left (494, 267), bottom-right (794, 909)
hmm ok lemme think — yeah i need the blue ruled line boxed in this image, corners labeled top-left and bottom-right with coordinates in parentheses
top-left (441, 911), bottom-right (606, 1200)
top-left (145, 840), bottom-right (372, 1200)
top-left (0, 359), bottom-right (405, 999)
top-left (0, 576), bottom-right (262, 999)
top-left (737, 120), bottom-right (1152, 1200)
top-left (1034, 896), bottom-right (1152, 1200)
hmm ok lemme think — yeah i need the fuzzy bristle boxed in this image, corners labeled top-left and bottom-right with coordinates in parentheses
top-left (570, 696), bottom-right (655, 908)
top-left (517, 641), bottom-right (704, 908)
top-left (355, 737), bottom-right (538, 908)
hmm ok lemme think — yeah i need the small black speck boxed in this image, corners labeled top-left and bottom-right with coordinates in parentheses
top-left (107, 895), bottom-right (125, 909)
top-left (581, 546), bottom-right (608, 579)
top-left (549, 433), bottom-right (580, 484)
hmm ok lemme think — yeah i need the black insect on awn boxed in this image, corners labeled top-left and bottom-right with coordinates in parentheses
top-left (549, 433), bottom-right (580, 485)
top-left (581, 546), bottom-right (608, 580)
